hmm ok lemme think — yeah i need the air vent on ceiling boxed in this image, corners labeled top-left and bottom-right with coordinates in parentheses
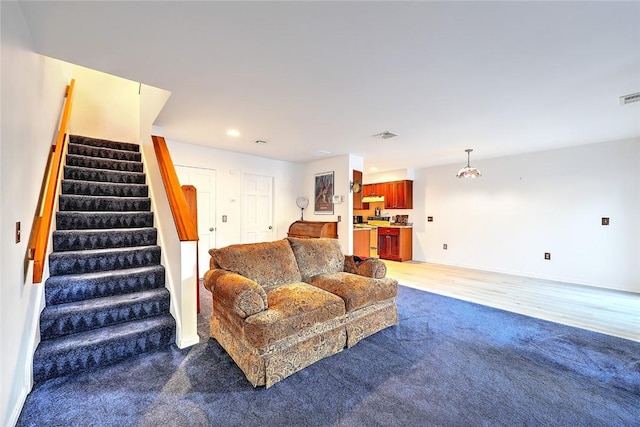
top-left (620, 92), bottom-right (640, 105)
top-left (312, 149), bottom-right (332, 157)
top-left (373, 131), bottom-right (397, 139)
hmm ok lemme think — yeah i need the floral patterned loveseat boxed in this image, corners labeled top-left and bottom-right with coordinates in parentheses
top-left (203, 237), bottom-right (398, 388)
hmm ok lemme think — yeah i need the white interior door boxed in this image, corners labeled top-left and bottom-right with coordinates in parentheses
top-left (242, 173), bottom-right (274, 243)
top-left (175, 165), bottom-right (216, 278)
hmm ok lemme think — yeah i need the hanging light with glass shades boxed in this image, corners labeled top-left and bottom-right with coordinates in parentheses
top-left (456, 148), bottom-right (482, 178)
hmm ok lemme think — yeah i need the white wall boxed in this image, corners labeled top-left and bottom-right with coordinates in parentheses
top-left (0, 2), bottom-right (72, 425)
top-left (140, 87), bottom-right (199, 349)
top-left (165, 139), bottom-right (305, 249)
top-left (70, 65), bottom-right (140, 143)
top-left (411, 139), bottom-right (640, 292)
top-left (304, 155), bottom-right (354, 253)
top-left (70, 65), bottom-right (140, 142)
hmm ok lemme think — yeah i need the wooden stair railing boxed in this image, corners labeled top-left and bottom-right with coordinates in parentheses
top-left (151, 135), bottom-right (199, 242)
top-left (29, 80), bottom-right (76, 283)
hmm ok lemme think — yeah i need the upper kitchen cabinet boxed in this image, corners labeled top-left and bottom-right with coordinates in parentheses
top-left (384, 180), bottom-right (413, 209)
top-left (362, 183), bottom-right (385, 197)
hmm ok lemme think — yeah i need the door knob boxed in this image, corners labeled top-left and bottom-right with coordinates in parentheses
top-left (268, 226), bottom-right (273, 230)
top-left (209, 227), bottom-right (215, 232)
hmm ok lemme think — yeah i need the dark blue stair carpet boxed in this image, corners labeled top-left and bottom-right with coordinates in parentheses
top-left (49, 246), bottom-right (162, 276)
top-left (44, 265), bottom-right (165, 305)
top-left (33, 314), bottom-right (175, 383)
top-left (58, 194), bottom-right (151, 211)
top-left (65, 154), bottom-right (144, 173)
top-left (40, 288), bottom-right (170, 339)
top-left (53, 228), bottom-right (158, 252)
top-left (69, 135), bottom-right (140, 153)
top-left (35, 135), bottom-right (175, 384)
top-left (68, 143), bottom-right (142, 162)
top-left (64, 165), bottom-right (146, 184)
top-left (61, 180), bottom-right (148, 197)
top-left (56, 211), bottom-right (154, 230)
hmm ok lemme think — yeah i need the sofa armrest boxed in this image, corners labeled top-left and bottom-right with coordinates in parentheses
top-left (344, 256), bottom-right (387, 279)
top-left (204, 269), bottom-right (268, 318)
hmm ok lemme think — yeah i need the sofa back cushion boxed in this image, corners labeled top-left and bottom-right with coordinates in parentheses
top-left (287, 237), bottom-right (344, 281)
top-left (209, 239), bottom-right (302, 289)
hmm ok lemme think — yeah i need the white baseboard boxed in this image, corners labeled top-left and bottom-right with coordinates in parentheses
top-left (6, 384), bottom-right (30, 427)
top-left (176, 334), bottom-right (200, 349)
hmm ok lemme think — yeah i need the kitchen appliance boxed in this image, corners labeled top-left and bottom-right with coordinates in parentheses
top-left (394, 215), bottom-right (409, 225)
top-left (367, 216), bottom-right (391, 226)
top-left (353, 215), bottom-right (363, 224)
top-left (374, 207), bottom-right (381, 216)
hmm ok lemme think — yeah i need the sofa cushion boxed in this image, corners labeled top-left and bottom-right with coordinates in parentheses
top-left (287, 237), bottom-right (344, 281)
top-left (209, 239), bottom-right (302, 289)
top-left (308, 272), bottom-right (398, 313)
top-left (243, 282), bottom-right (346, 349)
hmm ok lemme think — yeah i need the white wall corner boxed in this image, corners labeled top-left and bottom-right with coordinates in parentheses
top-left (176, 241), bottom-right (200, 349)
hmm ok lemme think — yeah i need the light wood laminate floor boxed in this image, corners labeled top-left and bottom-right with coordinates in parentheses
top-left (385, 260), bottom-right (640, 343)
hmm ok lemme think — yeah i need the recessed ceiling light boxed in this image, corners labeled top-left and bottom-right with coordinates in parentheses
top-left (227, 129), bottom-right (240, 137)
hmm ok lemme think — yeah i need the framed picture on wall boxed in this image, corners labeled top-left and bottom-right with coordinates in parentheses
top-left (314, 171), bottom-right (334, 214)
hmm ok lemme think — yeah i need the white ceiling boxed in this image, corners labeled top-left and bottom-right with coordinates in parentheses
top-left (19, 1), bottom-right (640, 172)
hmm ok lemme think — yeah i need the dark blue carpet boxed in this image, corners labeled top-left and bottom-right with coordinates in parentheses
top-left (18, 285), bottom-right (640, 426)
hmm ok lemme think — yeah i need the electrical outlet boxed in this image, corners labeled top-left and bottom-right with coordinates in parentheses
top-left (443, 243), bottom-right (447, 250)
top-left (427, 216), bottom-right (433, 222)
top-left (15, 222), bottom-right (21, 243)
top-left (222, 215), bottom-right (227, 223)
top-left (338, 215), bottom-right (341, 222)
top-left (602, 217), bottom-right (609, 226)
top-left (544, 252), bottom-right (551, 260)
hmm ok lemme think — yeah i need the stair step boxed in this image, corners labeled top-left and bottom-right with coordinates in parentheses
top-left (45, 265), bottom-right (166, 305)
top-left (33, 314), bottom-right (175, 383)
top-left (48, 245), bottom-right (161, 276)
top-left (53, 228), bottom-right (157, 252)
top-left (64, 165), bottom-right (146, 185)
top-left (40, 288), bottom-right (170, 339)
top-left (66, 154), bottom-right (143, 173)
top-left (56, 211), bottom-right (154, 230)
top-left (70, 135), bottom-right (140, 153)
top-left (61, 180), bottom-right (148, 198)
top-left (68, 142), bottom-right (142, 163)
top-left (59, 194), bottom-right (151, 212)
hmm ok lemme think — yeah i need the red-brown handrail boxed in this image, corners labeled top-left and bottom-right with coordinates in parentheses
top-left (151, 135), bottom-right (198, 241)
top-left (30, 80), bottom-right (75, 283)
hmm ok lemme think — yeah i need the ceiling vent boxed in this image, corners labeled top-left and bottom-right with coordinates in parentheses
top-left (620, 92), bottom-right (640, 105)
top-left (312, 149), bottom-right (331, 157)
top-left (373, 131), bottom-right (397, 139)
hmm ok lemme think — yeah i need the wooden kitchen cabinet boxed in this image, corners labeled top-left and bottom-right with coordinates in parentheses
top-left (378, 227), bottom-right (412, 262)
top-left (384, 180), bottom-right (413, 209)
top-left (353, 228), bottom-right (370, 258)
top-left (362, 183), bottom-right (385, 197)
top-left (362, 180), bottom-right (413, 209)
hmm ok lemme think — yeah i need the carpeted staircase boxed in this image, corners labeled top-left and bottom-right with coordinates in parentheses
top-left (32, 135), bottom-right (176, 383)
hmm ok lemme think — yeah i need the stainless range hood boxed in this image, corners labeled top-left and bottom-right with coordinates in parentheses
top-left (361, 195), bottom-right (384, 203)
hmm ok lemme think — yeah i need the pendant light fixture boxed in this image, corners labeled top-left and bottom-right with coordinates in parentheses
top-left (456, 148), bottom-right (482, 178)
